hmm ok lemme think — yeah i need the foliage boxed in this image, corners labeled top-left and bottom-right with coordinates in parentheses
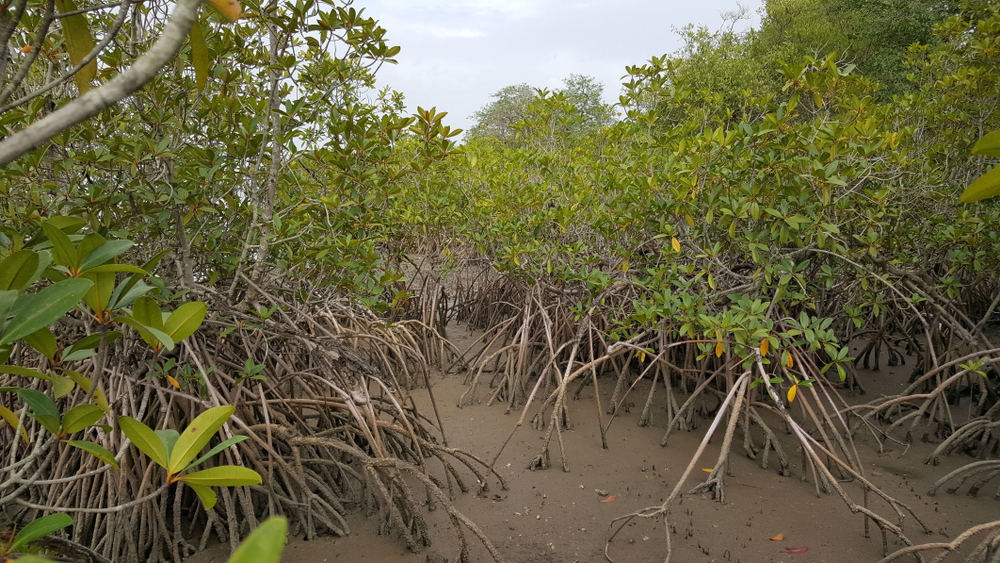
top-left (467, 75), bottom-right (615, 145)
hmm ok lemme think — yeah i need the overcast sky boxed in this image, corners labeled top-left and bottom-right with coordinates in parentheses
top-left (352, 0), bottom-right (761, 134)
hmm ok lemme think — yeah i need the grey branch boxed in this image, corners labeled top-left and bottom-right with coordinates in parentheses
top-left (0, 0), bottom-right (204, 166)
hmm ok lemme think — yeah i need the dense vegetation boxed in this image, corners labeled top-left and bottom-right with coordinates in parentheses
top-left (0, 0), bottom-right (998, 561)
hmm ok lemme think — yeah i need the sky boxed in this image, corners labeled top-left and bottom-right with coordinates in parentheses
top-left (352, 0), bottom-right (762, 134)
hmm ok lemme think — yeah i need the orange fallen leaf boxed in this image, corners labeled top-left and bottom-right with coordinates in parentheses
top-left (770, 533), bottom-right (784, 541)
top-left (701, 468), bottom-right (713, 473)
top-left (21, 45), bottom-right (32, 53)
top-left (167, 375), bottom-right (180, 389)
top-left (600, 495), bottom-right (617, 503)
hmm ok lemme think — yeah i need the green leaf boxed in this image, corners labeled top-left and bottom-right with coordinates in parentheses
top-left (67, 440), bottom-right (119, 469)
top-left (54, 0), bottom-right (97, 93)
top-left (118, 415), bottom-right (168, 468)
top-left (226, 517), bottom-right (287, 563)
top-left (156, 429), bottom-right (181, 460)
top-left (0, 289), bottom-right (17, 324)
top-left (1, 278), bottom-right (93, 346)
top-left (190, 21), bottom-right (210, 92)
top-left (80, 240), bottom-right (133, 271)
top-left (82, 270), bottom-right (115, 314)
top-left (108, 280), bottom-right (154, 311)
top-left (164, 302), bottom-right (207, 343)
top-left (0, 365), bottom-right (53, 381)
top-left (62, 404), bottom-right (104, 434)
top-left (116, 315), bottom-right (173, 351)
top-left (184, 435), bottom-right (248, 472)
top-left (168, 406), bottom-right (235, 475)
top-left (85, 264), bottom-right (148, 275)
top-left (42, 216), bottom-right (86, 234)
top-left (132, 296), bottom-right (163, 330)
top-left (10, 513), bottom-right (74, 552)
top-left (147, 325), bottom-right (175, 351)
top-left (178, 465), bottom-right (261, 487)
top-left (108, 249), bottom-right (168, 310)
top-left (972, 130), bottom-right (1000, 157)
top-left (41, 222), bottom-right (79, 269)
top-left (0, 250), bottom-right (40, 292)
top-left (51, 373), bottom-right (75, 398)
top-left (0, 404), bottom-right (29, 443)
top-left (22, 327), bottom-right (57, 360)
top-left (17, 389), bottom-right (60, 434)
top-left (186, 482), bottom-right (217, 510)
top-left (960, 162), bottom-right (1000, 203)
top-left (63, 331), bottom-right (121, 362)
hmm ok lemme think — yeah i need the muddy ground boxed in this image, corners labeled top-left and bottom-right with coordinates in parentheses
top-left (189, 324), bottom-right (998, 563)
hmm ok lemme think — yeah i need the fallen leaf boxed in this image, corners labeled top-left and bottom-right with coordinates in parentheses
top-left (600, 495), bottom-right (617, 503)
top-left (781, 547), bottom-right (808, 554)
top-left (701, 468), bottom-right (713, 473)
top-left (770, 533), bottom-right (784, 541)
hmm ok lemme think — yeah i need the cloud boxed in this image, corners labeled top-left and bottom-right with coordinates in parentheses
top-left (357, 0), bottom-right (762, 133)
top-left (394, 22), bottom-right (487, 39)
top-left (372, 0), bottom-right (541, 19)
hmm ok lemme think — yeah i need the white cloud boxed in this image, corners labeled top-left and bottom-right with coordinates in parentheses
top-left (356, 0), bottom-right (762, 133)
top-left (394, 22), bottom-right (487, 39)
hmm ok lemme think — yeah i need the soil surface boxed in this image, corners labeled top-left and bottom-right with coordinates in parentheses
top-left (189, 324), bottom-right (998, 563)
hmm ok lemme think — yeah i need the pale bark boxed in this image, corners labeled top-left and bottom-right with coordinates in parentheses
top-left (0, 0), bottom-right (203, 166)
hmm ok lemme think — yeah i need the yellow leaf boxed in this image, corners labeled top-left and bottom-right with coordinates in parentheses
top-left (207, 0), bottom-right (241, 22)
top-left (639, 351), bottom-right (646, 363)
top-left (770, 533), bottom-right (784, 541)
top-left (813, 92), bottom-right (823, 108)
top-left (671, 236), bottom-right (680, 253)
top-left (621, 260), bottom-right (629, 272)
top-left (701, 468), bottom-right (713, 473)
top-left (787, 385), bottom-right (797, 403)
top-left (961, 162), bottom-right (1000, 203)
top-left (715, 342), bottom-right (724, 358)
top-left (167, 375), bottom-right (180, 389)
top-left (760, 339), bottom-right (769, 356)
top-left (189, 20), bottom-right (210, 92)
top-left (786, 353), bottom-right (794, 368)
top-left (55, 0), bottom-right (97, 93)
top-left (685, 214), bottom-right (695, 228)
top-left (0, 405), bottom-right (29, 443)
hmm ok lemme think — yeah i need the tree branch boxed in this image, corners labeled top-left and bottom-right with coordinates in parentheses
top-left (0, 0), bottom-right (204, 166)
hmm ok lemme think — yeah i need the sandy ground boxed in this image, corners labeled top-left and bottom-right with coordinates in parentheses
top-left (189, 326), bottom-right (998, 563)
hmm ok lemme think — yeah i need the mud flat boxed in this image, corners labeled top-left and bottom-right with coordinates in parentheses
top-left (188, 326), bottom-right (997, 563)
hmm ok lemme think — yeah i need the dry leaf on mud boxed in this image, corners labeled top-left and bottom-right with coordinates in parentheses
top-left (781, 547), bottom-right (808, 554)
top-left (701, 468), bottom-right (713, 473)
top-left (770, 533), bottom-right (784, 541)
top-left (600, 495), bottom-right (617, 502)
